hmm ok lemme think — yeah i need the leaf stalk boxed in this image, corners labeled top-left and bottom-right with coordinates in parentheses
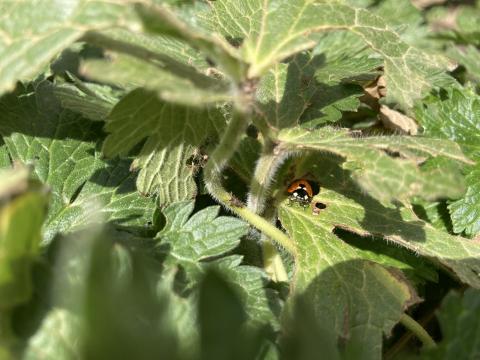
top-left (399, 313), bottom-right (436, 350)
top-left (204, 108), bottom-right (297, 257)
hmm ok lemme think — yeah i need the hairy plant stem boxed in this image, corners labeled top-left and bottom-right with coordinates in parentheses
top-left (262, 240), bottom-right (288, 282)
top-left (204, 108), bottom-right (297, 257)
top-left (247, 145), bottom-right (290, 281)
top-left (247, 139), bottom-right (282, 214)
top-left (399, 313), bottom-right (436, 350)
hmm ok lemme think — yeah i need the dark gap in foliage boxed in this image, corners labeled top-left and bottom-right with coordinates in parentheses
top-left (381, 148), bottom-right (403, 159)
top-left (224, 37), bottom-right (244, 48)
top-left (385, 272), bottom-right (460, 359)
top-left (412, 200), bottom-right (454, 234)
top-left (69, 180), bottom-right (87, 205)
top-left (222, 167), bottom-right (249, 206)
top-left (246, 124), bottom-right (259, 138)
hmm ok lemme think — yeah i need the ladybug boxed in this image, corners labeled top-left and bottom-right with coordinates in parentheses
top-left (287, 179), bottom-right (313, 208)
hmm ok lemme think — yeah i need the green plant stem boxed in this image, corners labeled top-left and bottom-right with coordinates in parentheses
top-left (235, 206), bottom-right (296, 256)
top-left (247, 139), bottom-right (284, 214)
top-left (204, 109), bottom-right (297, 257)
top-left (250, 192), bottom-right (289, 282)
top-left (262, 239), bottom-right (288, 282)
top-left (246, 138), bottom-right (291, 280)
top-left (399, 313), bottom-right (436, 350)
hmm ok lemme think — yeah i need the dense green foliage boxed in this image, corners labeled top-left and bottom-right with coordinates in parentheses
top-left (0, 0), bottom-right (480, 359)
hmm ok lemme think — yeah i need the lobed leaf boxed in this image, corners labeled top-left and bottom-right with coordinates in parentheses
top-left (135, 2), bottom-right (247, 82)
top-left (233, 0), bottom-right (448, 107)
top-left (254, 53), bottom-right (364, 130)
top-left (278, 127), bottom-right (469, 203)
top-left (157, 201), bottom-right (280, 327)
top-left (53, 78), bottom-right (121, 122)
top-left (279, 205), bottom-right (418, 360)
top-left (82, 42), bottom-right (231, 106)
top-left (416, 87), bottom-right (480, 236)
top-left (102, 88), bottom-right (225, 205)
top-left (0, 81), bottom-right (156, 243)
top-left (0, 0), bottom-right (134, 96)
top-left (290, 154), bottom-right (480, 288)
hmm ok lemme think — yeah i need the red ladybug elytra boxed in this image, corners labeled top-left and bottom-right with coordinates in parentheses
top-left (287, 179), bottom-right (313, 207)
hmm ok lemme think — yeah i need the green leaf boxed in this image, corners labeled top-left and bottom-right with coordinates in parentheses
top-left (334, 229), bottom-right (438, 285)
top-left (199, 271), bottom-right (244, 360)
top-left (278, 127), bottom-right (469, 203)
top-left (0, 0), bottom-right (134, 95)
top-left (415, 88), bottom-right (480, 158)
top-left (81, 27), bottom-right (215, 102)
top-left (280, 296), bottom-right (340, 360)
top-left (449, 164), bottom-right (480, 237)
top-left (289, 154), bottom-right (480, 288)
top-left (372, 0), bottom-right (422, 28)
top-left (23, 309), bottom-right (82, 360)
top-left (278, 205), bottom-right (418, 360)
top-left (135, 2), bottom-right (247, 82)
top-left (158, 201), bottom-right (247, 273)
top-left (254, 54), bottom-right (318, 130)
top-left (299, 84), bottom-right (364, 128)
top-left (82, 235), bottom-right (181, 360)
top-left (102, 88), bottom-right (225, 205)
top-left (455, 6), bottom-right (480, 43)
top-left (0, 81), bottom-right (156, 243)
top-left (198, 271), bottom-right (263, 360)
top-left (196, 0), bottom-right (260, 41)
top-left (412, 198), bottom-right (453, 233)
top-left (81, 28), bottom-right (231, 107)
top-left (82, 47), bottom-right (231, 107)
top-left (254, 53), bottom-right (364, 130)
top-left (313, 32), bottom-right (382, 85)
top-left (232, 0), bottom-right (449, 107)
top-left (423, 289), bottom-right (480, 359)
top-left (53, 77), bottom-right (121, 121)
top-left (0, 166), bottom-right (48, 309)
top-left (416, 87), bottom-right (480, 236)
top-left (44, 158), bottom-right (157, 242)
top-left (157, 201), bottom-right (279, 327)
top-left (448, 45), bottom-right (480, 84)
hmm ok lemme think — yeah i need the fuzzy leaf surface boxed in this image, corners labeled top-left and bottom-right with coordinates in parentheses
top-left (225, 0), bottom-right (450, 107)
top-left (279, 205), bottom-right (418, 360)
top-left (289, 154), bottom-right (480, 288)
top-left (83, 50), bottom-right (231, 106)
top-left (102, 88), bottom-right (225, 205)
top-left (0, 82), bottom-right (155, 243)
top-left (279, 127), bottom-right (469, 203)
top-left (134, 2), bottom-right (247, 82)
top-left (255, 53), bottom-right (364, 130)
top-left (0, 0), bottom-right (133, 95)
top-left (53, 79), bottom-right (120, 122)
top-left (157, 201), bottom-right (280, 326)
top-left (23, 309), bottom-right (82, 360)
top-left (416, 87), bottom-right (480, 236)
top-left (80, 27), bottom-right (232, 106)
